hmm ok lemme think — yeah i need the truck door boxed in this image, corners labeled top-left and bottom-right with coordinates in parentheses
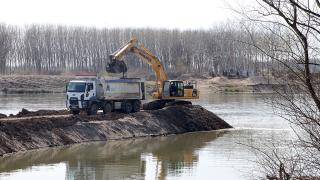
top-left (140, 82), bottom-right (145, 100)
top-left (85, 82), bottom-right (95, 99)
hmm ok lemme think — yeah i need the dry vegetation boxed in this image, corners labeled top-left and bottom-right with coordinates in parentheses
top-left (238, 0), bottom-right (320, 179)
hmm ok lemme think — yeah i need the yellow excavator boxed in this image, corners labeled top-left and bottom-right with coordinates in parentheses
top-left (106, 38), bottom-right (199, 109)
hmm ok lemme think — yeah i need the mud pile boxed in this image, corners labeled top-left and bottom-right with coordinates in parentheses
top-left (0, 113), bottom-right (6, 119)
top-left (14, 108), bottom-right (69, 118)
top-left (0, 109), bottom-right (69, 119)
top-left (0, 105), bottom-right (231, 156)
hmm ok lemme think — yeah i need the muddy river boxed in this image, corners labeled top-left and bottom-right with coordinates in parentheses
top-left (0, 92), bottom-right (292, 180)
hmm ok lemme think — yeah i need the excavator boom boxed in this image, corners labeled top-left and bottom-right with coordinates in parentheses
top-left (107, 38), bottom-right (199, 101)
top-left (130, 46), bottom-right (168, 83)
top-left (107, 38), bottom-right (168, 98)
top-left (109, 39), bottom-right (137, 61)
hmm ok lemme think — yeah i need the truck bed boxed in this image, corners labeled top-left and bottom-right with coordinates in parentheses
top-left (103, 78), bottom-right (145, 100)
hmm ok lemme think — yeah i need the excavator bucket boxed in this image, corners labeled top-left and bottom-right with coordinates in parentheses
top-left (106, 59), bottom-right (128, 73)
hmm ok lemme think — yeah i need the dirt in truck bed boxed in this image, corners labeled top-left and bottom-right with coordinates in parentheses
top-left (0, 105), bottom-right (231, 156)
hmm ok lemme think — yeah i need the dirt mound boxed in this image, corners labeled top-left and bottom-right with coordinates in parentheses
top-left (209, 76), bottom-right (229, 84)
top-left (178, 73), bottom-right (208, 80)
top-left (246, 76), bottom-right (269, 85)
top-left (12, 108), bottom-right (69, 118)
top-left (208, 76), bottom-right (266, 86)
top-left (0, 75), bottom-right (75, 93)
top-left (0, 105), bottom-right (231, 156)
top-left (0, 113), bottom-right (7, 119)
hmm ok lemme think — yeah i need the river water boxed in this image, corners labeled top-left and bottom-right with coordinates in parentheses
top-left (0, 92), bottom-right (292, 180)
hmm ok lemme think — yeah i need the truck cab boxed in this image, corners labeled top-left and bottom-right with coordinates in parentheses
top-left (66, 78), bottom-right (104, 115)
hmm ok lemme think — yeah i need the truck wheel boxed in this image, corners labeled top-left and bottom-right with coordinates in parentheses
top-left (87, 104), bottom-right (98, 115)
top-left (132, 100), bottom-right (141, 113)
top-left (103, 103), bottom-right (112, 114)
top-left (71, 110), bottom-right (80, 115)
top-left (122, 101), bottom-right (133, 114)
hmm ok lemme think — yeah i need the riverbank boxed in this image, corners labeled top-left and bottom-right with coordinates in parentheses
top-left (0, 105), bottom-right (232, 156)
top-left (0, 74), bottom-right (280, 94)
top-left (197, 76), bottom-right (281, 93)
top-left (0, 75), bottom-right (73, 93)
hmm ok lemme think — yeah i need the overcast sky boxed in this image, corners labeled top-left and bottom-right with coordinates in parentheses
top-left (0, 0), bottom-right (244, 29)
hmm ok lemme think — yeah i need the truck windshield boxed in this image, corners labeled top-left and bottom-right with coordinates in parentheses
top-left (67, 82), bottom-right (86, 92)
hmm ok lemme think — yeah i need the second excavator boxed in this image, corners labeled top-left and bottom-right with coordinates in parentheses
top-left (106, 38), bottom-right (199, 109)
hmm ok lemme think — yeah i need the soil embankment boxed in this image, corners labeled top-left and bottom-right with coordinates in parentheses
top-left (0, 105), bottom-right (231, 156)
top-left (0, 75), bottom-right (74, 93)
top-left (197, 76), bottom-right (282, 93)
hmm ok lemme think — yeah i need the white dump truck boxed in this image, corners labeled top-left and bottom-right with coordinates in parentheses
top-left (66, 77), bottom-right (145, 115)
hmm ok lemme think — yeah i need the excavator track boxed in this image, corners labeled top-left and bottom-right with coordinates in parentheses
top-left (142, 100), bottom-right (192, 110)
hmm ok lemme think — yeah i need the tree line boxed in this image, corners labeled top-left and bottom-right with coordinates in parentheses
top-left (0, 23), bottom-right (282, 77)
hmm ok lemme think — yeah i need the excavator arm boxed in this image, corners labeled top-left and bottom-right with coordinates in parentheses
top-left (107, 38), bottom-right (168, 99)
top-left (109, 39), bottom-right (137, 61)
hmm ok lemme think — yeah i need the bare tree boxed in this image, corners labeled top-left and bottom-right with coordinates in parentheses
top-left (0, 24), bottom-right (12, 74)
top-left (236, 0), bottom-right (320, 178)
top-left (0, 24), bottom-right (280, 77)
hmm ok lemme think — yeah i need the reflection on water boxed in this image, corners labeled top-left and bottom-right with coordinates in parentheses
top-left (0, 131), bottom-right (226, 180)
top-left (0, 129), bottom-right (293, 180)
top-left (0, 93), bottom-right (292, 179)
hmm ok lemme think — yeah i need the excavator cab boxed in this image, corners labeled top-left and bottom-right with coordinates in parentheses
top-left (162, 80), bottom-right (199, 99)
top-left (163, 81), bottom-right (181, 97)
